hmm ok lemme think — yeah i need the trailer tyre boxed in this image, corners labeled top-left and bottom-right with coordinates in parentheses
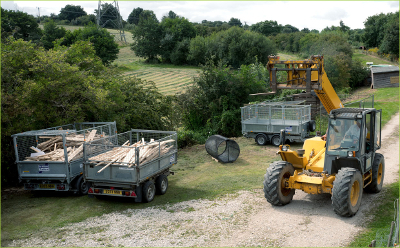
top-left (156, 175), bottom-right (168, 195)
top-left (263, 161), bottom-right (295, 206)
top-left (271, 135), bottom-right (281, 146)
top-left (256, 134), bottom-right (268, 146)
top-left (142, 181), bottom-right (156, 203)
top-left (308, 120), bottom-right (316, 132)
top-left (364, 153), bottom-right (385, 193)
top-left (332, 168), bottom-right (363, 217)
top-left (76, 176), bottom-right (89, 195)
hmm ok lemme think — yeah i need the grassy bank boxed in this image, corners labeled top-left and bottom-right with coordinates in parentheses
top-left (350, 182), bottom-right (399, 247)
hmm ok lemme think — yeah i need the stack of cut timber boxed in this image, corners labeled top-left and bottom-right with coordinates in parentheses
top-left (89, 139), bottom-right (175, 173)
top-left (24, 129), bottom-right (102, 162)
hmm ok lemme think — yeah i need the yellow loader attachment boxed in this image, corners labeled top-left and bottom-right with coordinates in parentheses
top-left (277, 137), bottom-right (335, 194)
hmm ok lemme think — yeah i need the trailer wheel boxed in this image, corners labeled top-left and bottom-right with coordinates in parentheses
top-left (332, 168), bottom-right (363, 217)
top-left (156, 175), bottom-right (168, 195)
top-left (142, 181), bottom-right (156, 203)
top-left (76, 176), bottom-right (89, 195)
top-left (364, 153), bottom-right (385, 193)
top-left (256, 134), bottom-right (268, 146)
top-left (308, 120), bottom-right (316, 132)
top-left (271, 135), bottom-right (280, 146)
top-left (263, 161), bottom-right (295, 206)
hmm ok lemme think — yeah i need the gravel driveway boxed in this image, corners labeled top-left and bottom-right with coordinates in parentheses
top-left (11, 113), bottom-right (399, 247)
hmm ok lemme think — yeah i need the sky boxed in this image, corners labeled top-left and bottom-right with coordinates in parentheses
top-left (1, 1), bottom-right (399, 31)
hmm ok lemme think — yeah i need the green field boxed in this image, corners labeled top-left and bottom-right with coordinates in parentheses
top-left (353, 49), bottom-right (398, 66)
top-left (114, 46), bottom-right (200, 95)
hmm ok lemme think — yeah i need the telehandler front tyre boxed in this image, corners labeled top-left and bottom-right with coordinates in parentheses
top-left (332, 168), bottom-right (363, 217)
top-left (263, 161), bottom-right (295, 206)
top-left (364, 153), bottom-right (384, 193)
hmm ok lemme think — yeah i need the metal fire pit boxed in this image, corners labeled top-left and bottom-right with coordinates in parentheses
top-left (205, 135), bottom-right (240, 163)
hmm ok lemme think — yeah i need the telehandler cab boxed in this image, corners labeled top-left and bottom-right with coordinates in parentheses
top-left (259, 55), bottom-right (384, 216)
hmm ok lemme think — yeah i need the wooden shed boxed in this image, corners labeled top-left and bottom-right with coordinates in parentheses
top-left (370, 65), bottom-right (399, 89)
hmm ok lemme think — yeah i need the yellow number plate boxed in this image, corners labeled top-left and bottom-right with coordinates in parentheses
top-left (39, 184), bottom-right (55, 189)
top-left (103, 189), bottom-right (122, 195)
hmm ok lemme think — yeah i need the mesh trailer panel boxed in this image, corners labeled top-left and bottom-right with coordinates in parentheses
top-left (13, 122), bottom-right (117, 163)
top-left (85, 129), bottom-right (178, 166)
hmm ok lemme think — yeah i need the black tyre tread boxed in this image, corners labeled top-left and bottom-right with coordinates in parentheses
top-left (332, 168), bottom-right (363, 217)
top-left (263, 161), bottom-right (295, 206)
top-left (364, 153), bottom-right (384, 193)
top-left (271, 136), bottom-right (280, 146)
top-left (256, 134), bottom-right (268, 146)
top-left (142, 181), bottom-right (155, 203)
top-left (76, 176), bottom-right (88, 195)
top-left (309, 120), bottom-right (316, 132)
top-left (156, 175), bottom-right (168, 195)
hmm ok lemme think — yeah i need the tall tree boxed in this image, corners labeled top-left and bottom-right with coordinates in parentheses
top-left (1, 8), bottom-right (42, 42)
top-left (379, 12), bottom-right (399, 58)
top-left (228, 17), bottom-right (242, 27)
top-left (41, 19), bottom-right (67, 50)
top-left (363, 12), bottom-right (390, 48)
top-left (160, 16), bottom-right (196, 63)
top-left (127, 7), bottom-right (143, 25)
top-left (162, 10), bottom-right (178, 21)
top-left (62, 24), bottom-right (119, 65)
top-left (250, 20), bottom-right (282, 36)
top-left (130, 10), bottom-right (162, 61)
top-left (58, 4), bottom-right (87, 22)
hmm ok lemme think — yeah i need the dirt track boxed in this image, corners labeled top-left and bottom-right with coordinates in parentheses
top-left (11, 113), bottom-right (399, 247)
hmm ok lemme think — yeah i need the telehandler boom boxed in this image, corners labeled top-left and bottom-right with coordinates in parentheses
top-left (261, 55), bottom-right (384, 216)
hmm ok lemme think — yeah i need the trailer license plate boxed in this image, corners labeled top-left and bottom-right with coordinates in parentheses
top-left (104, 189), bottom-right (122, 195)
top-left (39, 184), bottom-right (55, 189)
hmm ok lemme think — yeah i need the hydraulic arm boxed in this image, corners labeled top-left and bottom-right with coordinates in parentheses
top-left (252, 55), bottom-right (343, 114)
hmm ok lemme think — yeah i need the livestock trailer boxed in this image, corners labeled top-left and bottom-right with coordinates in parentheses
top-left (84, 129), bottom-right (177, 203)
top-left (241, 101), bottom-right (315, 146)
top-left (12, 122), bottom-right (117, 194)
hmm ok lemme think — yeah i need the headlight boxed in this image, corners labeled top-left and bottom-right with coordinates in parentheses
top-left (348, 151), bottom-right (353, 157)
top-left (282, 145), bottom-right (288, 151)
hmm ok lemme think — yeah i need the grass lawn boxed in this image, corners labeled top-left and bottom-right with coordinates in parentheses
top-left (353, 50), bottom-right (398, 66)
top-left (113, 46), bottom-right (200, 95)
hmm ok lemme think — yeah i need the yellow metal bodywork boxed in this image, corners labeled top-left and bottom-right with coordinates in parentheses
top-left (267, 55), bottom-right (344, 114)
top-left (278, 137), bottom-right (335, 194)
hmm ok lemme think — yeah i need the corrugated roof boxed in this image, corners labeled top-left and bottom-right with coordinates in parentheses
top-left (371, 66), bottom-right (399, 74)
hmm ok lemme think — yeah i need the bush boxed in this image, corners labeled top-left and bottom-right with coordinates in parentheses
top-left (62, 24), bottom-right (119, 65)
top-left (188, 27), bottom-right (277, 68)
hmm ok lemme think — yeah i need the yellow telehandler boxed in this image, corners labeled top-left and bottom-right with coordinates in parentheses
top-left (260, 55), bottom-right (384, 216)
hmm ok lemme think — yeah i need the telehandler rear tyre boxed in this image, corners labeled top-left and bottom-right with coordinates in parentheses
top-left (332, 168), bottom-right (363, 217)
top-left (364, 153), bottom-right (384, 193)
top-left (263, 161), bottom-right (295, 206)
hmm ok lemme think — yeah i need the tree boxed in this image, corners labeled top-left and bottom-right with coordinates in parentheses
top-left (188, 27), bottom-right (277, 68)
top-left (363, 12), bottom-right (390, 48)
top-left (160, 16), bottom-right (196, 63)
top-left (58, 4), bottom-right (87, 22)
top-left (62, 24), bottom-right (119, 65)
top-left (228, 17), bottom-right (242, 27)
top-left (41, 19), bottom-right (67, 50)
top-left (282, 24), bottom-right (299, 33)
top-left (379, 12), bottom-right (399, 58)
top-left (128, 7), bottom-right (143, 25)
top-left (162, 10), bottom-right (178, 21)
top-left (1, 8), bottom-right (42, 42)
top-left (130, 10), bottom-right (162, 61)
top-left (250, 20), bottom-right (282, 36)
top-left (177, 59), bottom-right (268, 137)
